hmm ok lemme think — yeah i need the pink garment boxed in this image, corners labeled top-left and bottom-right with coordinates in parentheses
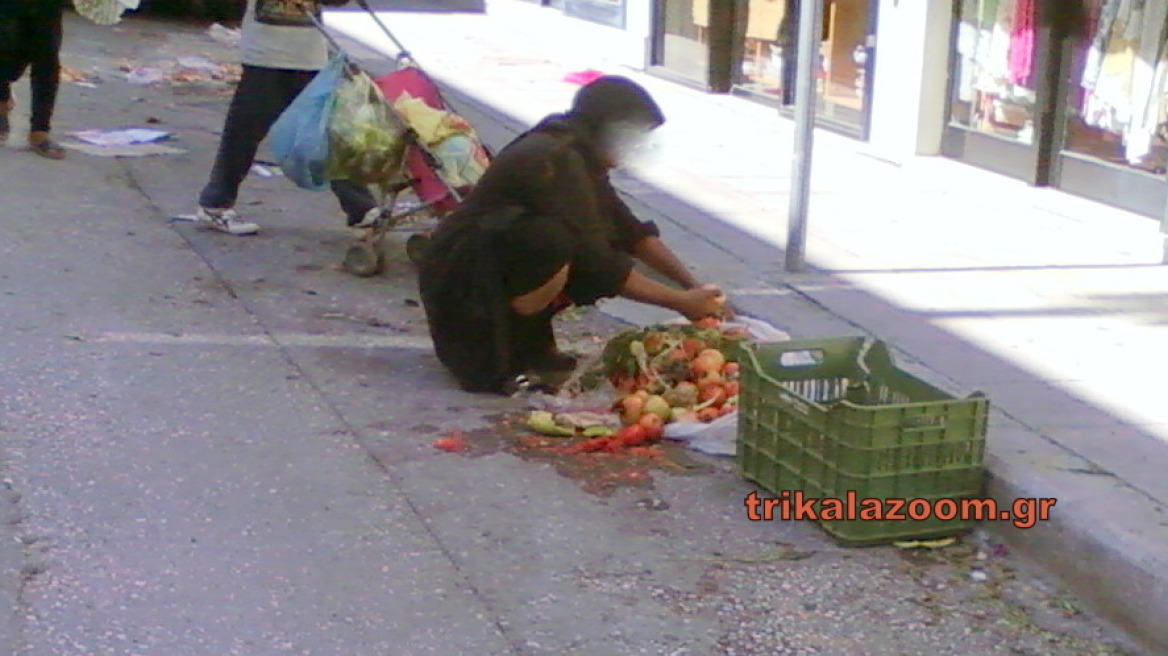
top-left (563, 70), bottom-right (606, 86)
top-left (1008, 0), bottom-right (1035, 87)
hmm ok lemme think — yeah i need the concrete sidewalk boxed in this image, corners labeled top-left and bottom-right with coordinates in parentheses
top-left (327, 1), bottom-right (1168, 650)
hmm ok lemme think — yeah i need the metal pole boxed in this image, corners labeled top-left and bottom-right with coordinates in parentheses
top-left (785, 0), bottom-right (824, 273)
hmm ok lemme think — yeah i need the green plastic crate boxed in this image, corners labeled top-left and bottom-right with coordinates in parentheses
top-left (736, 337), bottom-right (989, 546)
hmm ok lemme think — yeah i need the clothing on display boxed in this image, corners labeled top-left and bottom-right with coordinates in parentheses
top-left (1076, 0), bottom-right (1168, 166)
top-left (953, 0), bottom-right (1038, 142)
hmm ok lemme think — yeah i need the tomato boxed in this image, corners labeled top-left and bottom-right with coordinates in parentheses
top-left (695, 371), bottom-right (724, 386)
top-left (681, 338), bottom-right (706, 359)
top-left (723, 381), bottom-right (740, 398)
top-left (637, 413), bottom-right (665, 440)
top-left (619, 395), bottom-right (645, 425)
top-left (613, 424), bottom-right (651, 447)
top-left (721, 362), bottom-right (741, 379)
top-left (690, 354), bottom-right (721, 377)
top-left (691, 406), bottom-right (719, 420)
top-left (698, 348), bottom-right (726, 369)
top-left (693, 316), bottom-right (722, 330)
top-left (698, 384), bottom-right (728, 407)
top-left (433, 437), bottom-right (469, 452)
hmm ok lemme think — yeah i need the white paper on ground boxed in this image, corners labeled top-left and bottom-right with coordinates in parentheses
top-left (69, 128), bottom-right (171, 147)
top-left (64, 142), bottom-right (186, 157)
top-left (207, 23), bottom-right (242, 46)
top-left (176, 56), bottom-right (221, 72)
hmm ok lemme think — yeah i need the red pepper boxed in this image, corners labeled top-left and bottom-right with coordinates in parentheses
top-left (613, 424), bottom-right (651, 448)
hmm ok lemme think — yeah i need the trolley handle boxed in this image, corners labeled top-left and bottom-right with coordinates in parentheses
top-left (353, 0), bottom-right (414, 58)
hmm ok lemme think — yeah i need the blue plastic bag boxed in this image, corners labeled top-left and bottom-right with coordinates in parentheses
top-left (269, 56), bottom-right (346, 191)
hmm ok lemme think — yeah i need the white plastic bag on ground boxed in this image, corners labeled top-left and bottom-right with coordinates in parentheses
top-left (664, 412), bottom-right (738, 456)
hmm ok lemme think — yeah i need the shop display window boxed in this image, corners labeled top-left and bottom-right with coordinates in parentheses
top-left (732, 0), bottom-right (871, 128)
top-left (660, 0), bottom-right (709, 81)
top-left (1062, 0), bottom-right (1168, 175)
top-left (950, 0), bottom-right (1039, 144)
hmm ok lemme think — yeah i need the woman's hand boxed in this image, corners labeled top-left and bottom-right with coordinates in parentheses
top-left (677, 286), bottom-right (726, 321)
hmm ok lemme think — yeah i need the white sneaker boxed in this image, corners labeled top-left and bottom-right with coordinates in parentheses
top-left (196, 207), bottom-right (259, 235)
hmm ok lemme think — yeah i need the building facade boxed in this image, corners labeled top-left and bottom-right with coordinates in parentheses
top-left (526, 0), bottom-right (1168, 224)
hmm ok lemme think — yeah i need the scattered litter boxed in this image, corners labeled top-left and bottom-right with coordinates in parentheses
top-left (176, 55), bottom-right (220, 72)
top-left (207, 23), bottom-right (242, 46)
top-left (250, 164), bottom-right (279, 177)
top-left (60, 65), bottom-right (98, 85)
top-left (122, 57), bottom-right (240, 86)
top-left (433, 431), bottom-right (470, 453)
top-left (969, 569), bottom-right (989, 583)
top-left (562, 69), bottom-right (605, 86)
top-left (70, 128), bottom-right (170, 147)
top-left (674, 547), bottom-right (817, 564)
top-left (893, 537), bottom-right (959, 549)
top-left (64, 142), bottom-right (185, 158)
top-left (125, 65), bottom-right (168, 85)
top-left (663, 412), bottom-right (737, 456)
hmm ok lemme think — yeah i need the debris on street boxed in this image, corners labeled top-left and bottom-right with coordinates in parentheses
top-left (65, 128), bottom-right (183, 157)
top-left (432, 430), bottom-right (470, 453)
top-left (60, 65), bottom-right (100, 86)
top-left (207, 23), bottom-right (242, 46)
top-left (70, 128), bottom-right (170, 147)
top-left (249, 163), bottom-right (281, 178)
top-left (64, 142), bottom-right (186, 157)
top-left (121, 56), bottom-right (242, 86)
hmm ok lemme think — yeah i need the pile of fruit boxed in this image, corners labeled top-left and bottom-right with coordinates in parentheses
top-left (519, 318), bottom-right (752, 454)
top-left (603, 317), bottom-right (749, 430)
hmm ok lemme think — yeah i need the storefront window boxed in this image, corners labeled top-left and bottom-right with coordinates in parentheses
top-left (950, 0), bottom-right (1039, 144)
top-left (733, 0), bottom-right (872, 130)
top-left (661, 0), bottom-right (709, 82)
top-left (1062, 0), bottom-right (1168, 175)
top-left (564, 0), bottom-right (625, 29)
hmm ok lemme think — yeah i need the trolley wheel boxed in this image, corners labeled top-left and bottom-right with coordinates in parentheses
top-left (343, 242), bottom-right (385, 277)
top-left (405, 233), bottom-right (431, 265)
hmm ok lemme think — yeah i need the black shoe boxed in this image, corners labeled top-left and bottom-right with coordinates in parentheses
top-left (529, 350), bottom-right (578, 373)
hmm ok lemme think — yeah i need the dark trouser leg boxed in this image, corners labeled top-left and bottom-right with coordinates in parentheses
top-left (27, 7), bottom-right (61, 133)
top-left (0, 13), bottom-right (28, 107)
top-left (199, 66), bottom-right (315, 209)
top-left (497, 218), bottom-right (575, 374)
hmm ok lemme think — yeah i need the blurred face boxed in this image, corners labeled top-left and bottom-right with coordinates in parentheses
top-left (599, 119), bottom-right (660, 168)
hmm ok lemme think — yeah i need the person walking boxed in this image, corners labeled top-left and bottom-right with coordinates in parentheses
top-left (0, 0), bottom-right (68, 160)
top-left (194, 0), bottom-right (379, 235)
